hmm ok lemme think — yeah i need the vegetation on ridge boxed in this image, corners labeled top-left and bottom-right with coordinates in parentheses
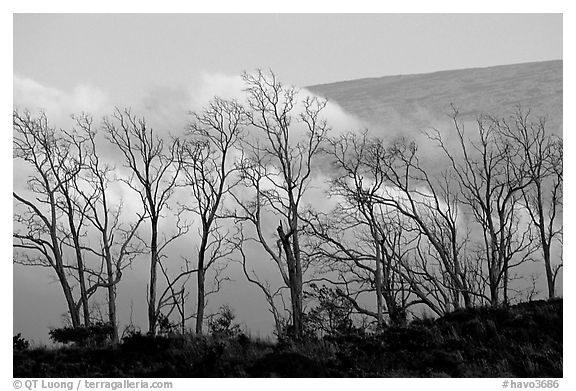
top-left (14, 299), bottom-right (562, 378)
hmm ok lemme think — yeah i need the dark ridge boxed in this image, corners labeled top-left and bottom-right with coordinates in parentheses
top-left (14, 299), bottom-right (562, 378)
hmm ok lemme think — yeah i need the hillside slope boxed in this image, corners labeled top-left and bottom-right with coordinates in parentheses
top-left (14, 299), bottom-right (562, 377)
top-left (308, 60), bottom-right (562, 136)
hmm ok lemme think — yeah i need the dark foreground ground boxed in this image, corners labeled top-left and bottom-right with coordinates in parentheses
top-left (14, 299), bottom-right (562, 378)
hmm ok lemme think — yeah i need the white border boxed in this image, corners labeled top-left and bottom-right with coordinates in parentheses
top-left (3, 3), bottom-right (572, 390)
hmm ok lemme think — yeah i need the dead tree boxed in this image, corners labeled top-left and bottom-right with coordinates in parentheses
top-left (72, 114), bottom-right (145, 342)
top-left (430, 108), bottom-right (538, 306)
top-left (499, 111), bottom-right (563, 299)
top-left (363, 136), bottom-right (477, 310)
top-left (179, 98), bottom-right (247, 334)
top-left (307, 132), bottom-right (414, 327)
top-left (233, 70), bottom-right (329, 340)
top-left (54, 127), bottom-right (93, 327)
top-left (104, 108), bottom-right (183, 335)
top-left (305, 207), bottom-right (417, 327)
top-left (13, 110), bottom-right (82, 327)
top-left (307, 132), bottom-right (469, 325)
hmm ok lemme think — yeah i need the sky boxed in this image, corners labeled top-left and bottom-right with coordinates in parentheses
top-left (14, 14), bottom-right (562, 98)
top-left (12, 13), bottom-right (563, 344)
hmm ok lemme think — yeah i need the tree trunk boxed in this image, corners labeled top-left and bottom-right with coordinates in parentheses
top-left (181, 289), bottom-right (186, 334)
top-left (195, 269), bottom-right (205, 334)
top-left (277, 223), bottom-right (303, 340)
top-left (195, 231), bottom-right (209, 334)
top-left (73, 240), bottom-right (91, 326)
top-left (543, 244), bottom-right (555, 299)
top-left (503, 260), bottom-right (509, 306)
top-left (289, 274), bottom-right (303, 340)
top-left (107, 284), bottom-right (118, 343)
top-left (51, 221), bottom-right (81, 328)
top-left (148, 217), bottom-right (159, 335)
top-left (459, 275), bottom-right (472, 308)
top-left (103, 243), bottom-right (118, 343)
top-left (374, 238), bottom-right (384, 330)
top-left (488, 252), bottom-right (500, 307)
top-left (292, 234), bottom-right (304, 341)
top-left (58, 268), bottom-right (81, 328)
top-left (64, 196), bottom-right (91, 326)
top-left (535, 179), bottom-right (556, 300)
top-left (489, 281), bottom-right (499, 307)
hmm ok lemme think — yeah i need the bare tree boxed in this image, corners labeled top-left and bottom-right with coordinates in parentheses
top-left (232, 70), bottom-right (329, 340)
top-left (13, 110), bottom-right (82, 327)
top-left (177, 98), bottom-right (247, 334)
top-left (104, 108), bottom-right (183, 335)
top-left (304, 132), bottom-right (414, 328)
top-left (307, 131), bottom-right (477, 326)
top-left (72, 114), bottom-right (145, 342)
top-left (54, 127), bottom-right (93, 327)
top-left (306, 208), bottom-right (418, 327)
top-left (499, 111), bottom-right (563, 299)
top-left (430, 108), bottom-right (538, 306)
top-left (364, 136), bottom-right (477, 310)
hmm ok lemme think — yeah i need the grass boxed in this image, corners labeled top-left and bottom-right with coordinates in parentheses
top-left (14, 298), bottom-right (562, 378)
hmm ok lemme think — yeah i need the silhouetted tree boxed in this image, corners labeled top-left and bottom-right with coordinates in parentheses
top-left (307, 132), bottom-right (471, 325)
top-left (233, 70), bottom-right (329, 340)
top-left (104, 108), bottom-right (184, 335)
top-left (179, 98), bottom-right (247, 334)
top-left (500, 111), bottom-right (562, 299)
top-left (72, 114), bottom-right (145, 342)
top-left (13, 110), bottom-right (82, 327)
top-left (430, 108), bottom-right (538, 306)
top-left (361, 136), bottom-right (476, 310)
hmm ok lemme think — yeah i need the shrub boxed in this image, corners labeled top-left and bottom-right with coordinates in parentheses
top-left (49, 322), bottom-right (114, 346)
top-left (13, 333), bottom-right (29, 351)
top-left (306, 284), bottom-right (355, 338)
top-left (157, 313), bottom-right (179, 335)
top-left (13, 299), bottom-right (562, 377)
top-left (120, 329), bottom-right (172, 353)
top-left (209, 305), bottom-right (242, 338)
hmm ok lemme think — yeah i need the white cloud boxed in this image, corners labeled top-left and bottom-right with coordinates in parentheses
top-left (13, 75), bottom-right (109, 125)
top-left (188, 72), bottom-right (246, 111)
top-left (300, 87), bottom-right (366, 133)
top-left (12, 71), bottom-right (371, 342)
top-left (187, 72), bottom-right (365, 135)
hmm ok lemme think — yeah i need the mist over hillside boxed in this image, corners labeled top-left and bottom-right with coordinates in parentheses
top-left (307, 60), bottom-right (562, 137)
top-left (306, 60), bottom-right (563, 301)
